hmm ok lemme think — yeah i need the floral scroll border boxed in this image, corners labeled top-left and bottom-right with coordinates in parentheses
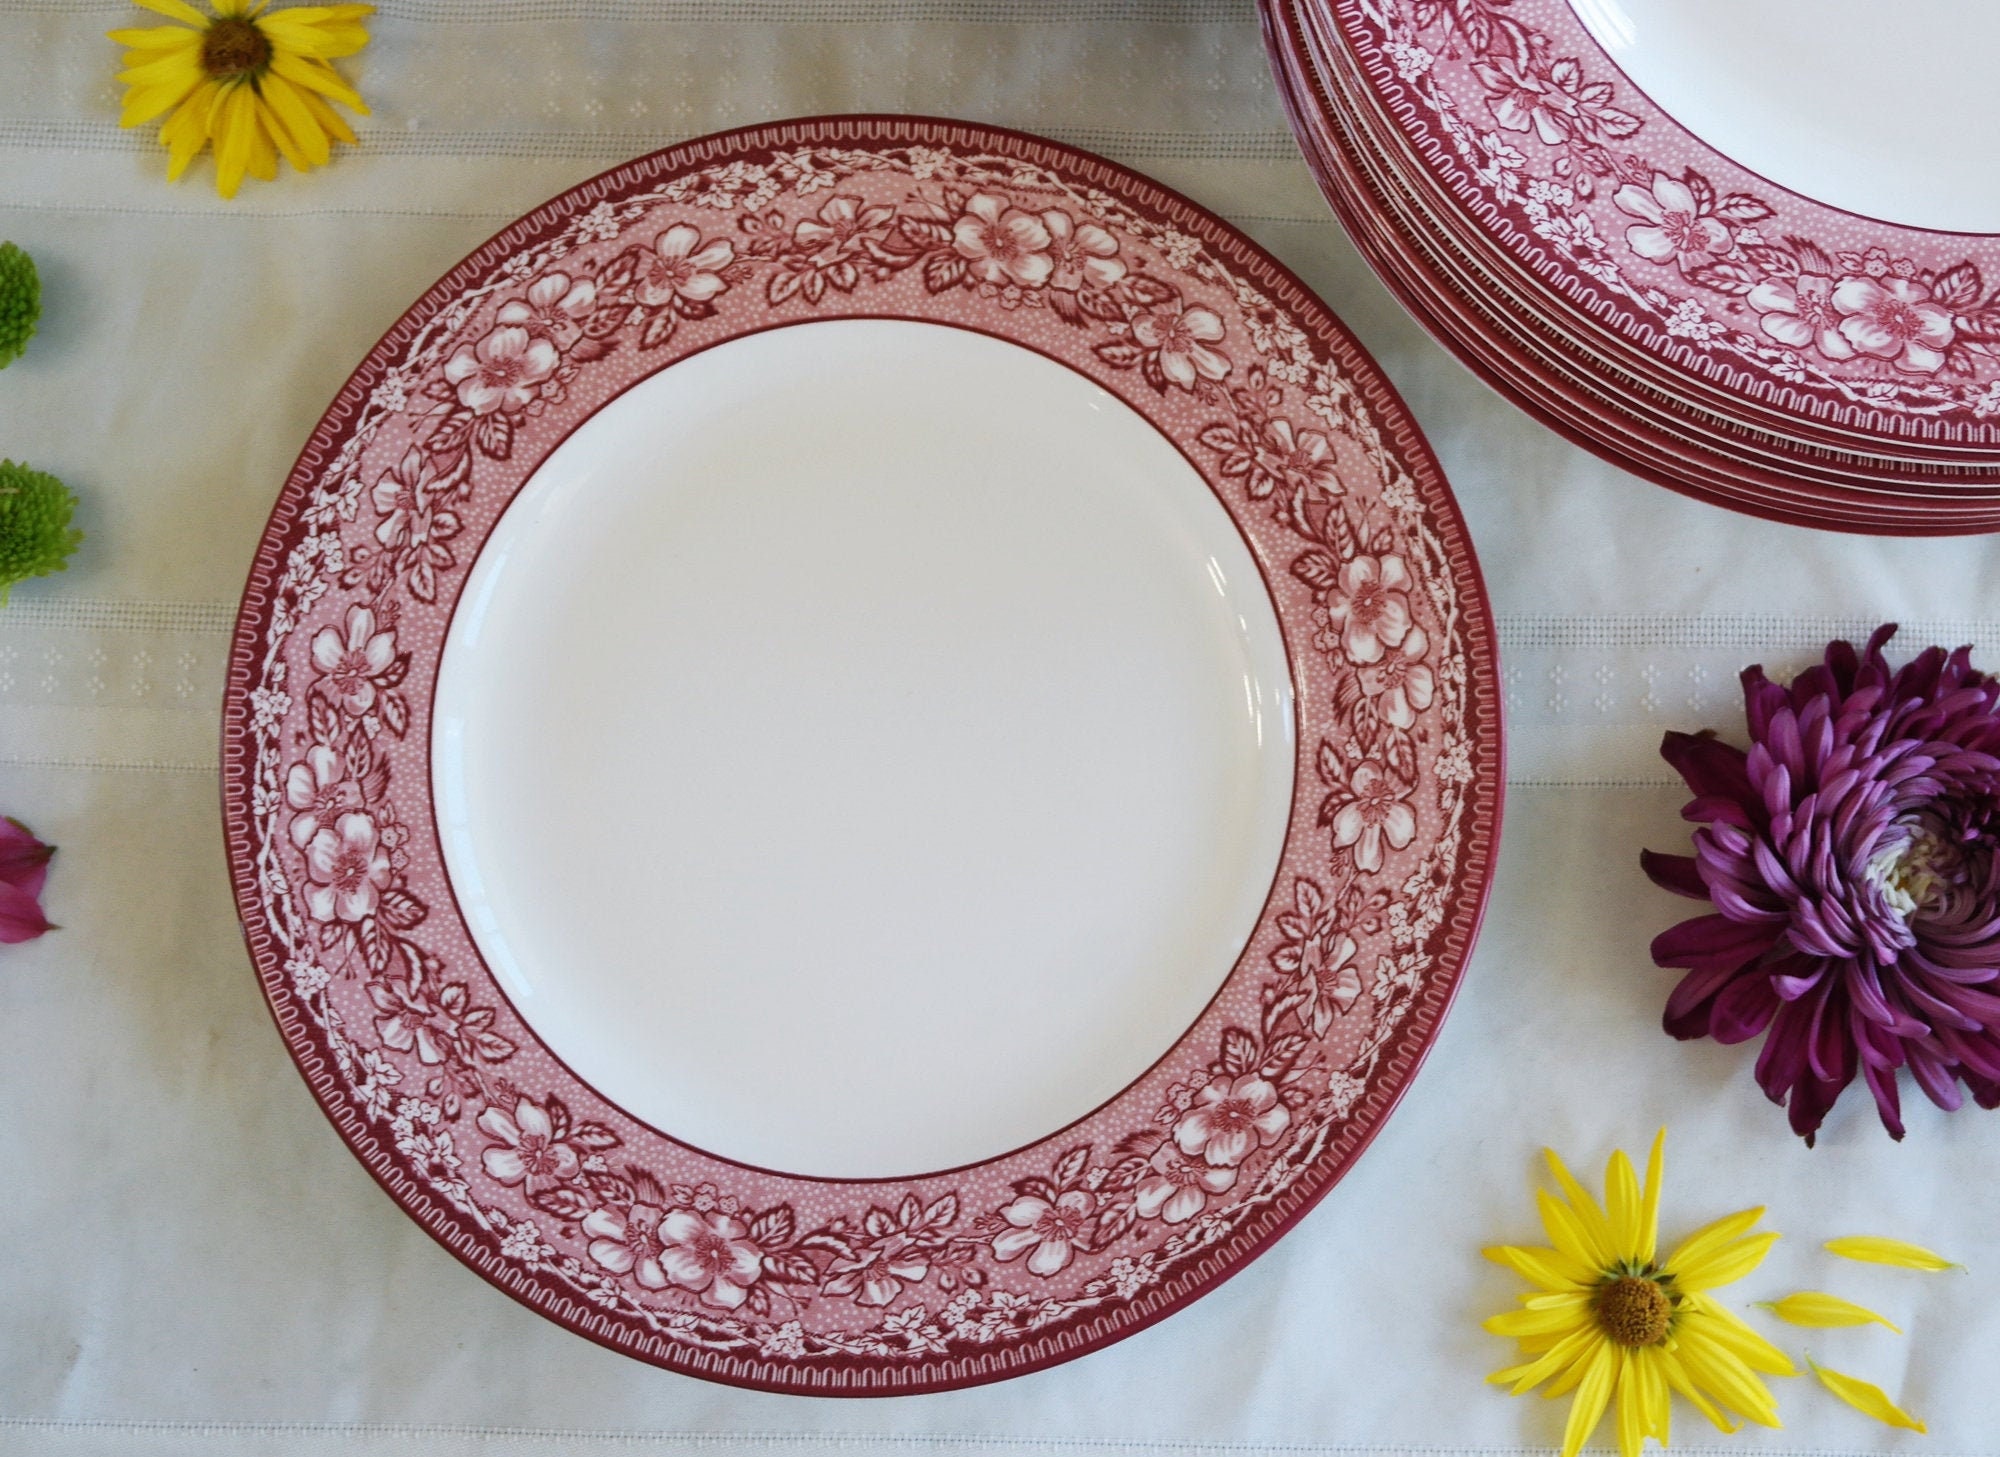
top-left (221, 116), bottom-right (1502, 1394)
top-left (1338, 0), bottom-right (2000, 443)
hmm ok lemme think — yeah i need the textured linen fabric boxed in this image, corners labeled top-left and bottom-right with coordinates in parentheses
top-left (2, 3), bottom-right (1998, 1453)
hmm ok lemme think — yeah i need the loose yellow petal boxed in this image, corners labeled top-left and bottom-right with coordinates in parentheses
top-left (1758, 1292), bottom-right (1901, 1332)
top-left (1809, 1361), bottom-right (1927, 1433)
top-left (1825, 1236), bottom-right (1962, 1272)
top-left (1560, 1339), bottom-right (1619, 1457)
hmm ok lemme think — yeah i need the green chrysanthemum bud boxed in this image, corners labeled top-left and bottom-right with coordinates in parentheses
top-left (0, 243), bottom-right (40, 370)
top-left (0, 461), bottom-right (82, 603)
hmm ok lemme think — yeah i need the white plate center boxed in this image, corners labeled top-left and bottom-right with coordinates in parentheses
top-left (433, 319), bottom-right (1295, 1179)
top-left (1572, 0), bottom-right (2000, 233)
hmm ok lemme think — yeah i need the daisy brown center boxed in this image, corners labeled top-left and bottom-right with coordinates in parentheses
top-left (200, 17), bottom-right (273, 80)
top-left (1594, 1274), bottom-right (1672, 1347)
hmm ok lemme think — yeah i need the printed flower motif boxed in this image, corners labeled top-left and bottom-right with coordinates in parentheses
top-left (1831, 277), bottom-right (1956, 375)
top-left (303, 810), bottom-right (391, 922)
top-left (310, 603), bottom-right (396, 714)
top-left (583, 1202), bottom-right (672, 1289)
top-left (1363, 623), bottom-right (1437, 729)
top-left (477, 1097), bottom-right (581, 1190)
top-left (443, 325), bottom-right (559, 416)
top-left (0, 817), bottom-right (55, 945)
top-left (656, 1207), bottom-right (765, 1308)
top-left (368, 956), bottom-right (500, 1068)
top-left (1474, 52), bottom-right (1635, 147)
top-left (1327, 759), bottom-right (1418, 873)
top-left (793, 193), bottom-right (892, 257)
top-left (1042, 209), bottom-right (1125, 288)
top-left (1748, 267), bottom-right (1853, 362)
top-left (1173, 1073), bottom-right (1290, 1168)
top-left (1132, 1143), bottom-right (1237, 1224)
top-left (1131, 302), bottom-right (1231, 389)
top-left (1613, 173), bottom-right (1732, 270)
top-left (496, 271), bottom-right (597, 350)
top-left (824, 1230), bottom-right (931, 1306)
top-left (636, 223), bottom-right (735, 308)
top-left (1257, 417), bottom-right (1341, 497)
top-left (1484, 1131), bottom-right (1792, 1457)
top-left (1324, 552), bottom-right (1415, 664)
top-left (284, 743), bottom-right (358, 849)
top-left (109, 0), bottom-right (373, 199)
top-left (991, 1191), bottom-right (1095, 1276)
top-left (1643, 626), bottom-right (2000, 1143)
top-left (952, 194), bottom-right (1054, 288)
top-left (371, 448), bottom-right (456, 552)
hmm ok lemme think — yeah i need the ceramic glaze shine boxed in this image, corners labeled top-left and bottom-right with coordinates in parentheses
top-left (433, 318), bottom-right (1295, 1179)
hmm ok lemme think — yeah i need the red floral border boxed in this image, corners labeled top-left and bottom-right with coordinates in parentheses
top-left (221, 116), bottom-right (1503, 1394)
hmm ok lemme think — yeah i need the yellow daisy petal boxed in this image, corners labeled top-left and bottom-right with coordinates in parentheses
top-left (1673, 1230), bottom-right (1779, 1293)
top-left (1631, 1348), bottom-right (1672, 1445)
top-left (257, 10), bottom-right (372, 58)
top-left (1808, 1361), bottom-right (1927, 1433)
top-left (1824, 1236), bottom-right (1961, 1272)
top-left (121, 78), bottom-right (204, 129)
top-left (266, 48), bottom-right (365, 111)
top-left (1614, 1351), bottom-right (1647, 1457)
top-left (159, 77), bottom-right (221, 180)
top-left (1487, 1303), bottom-right (1594, 1340)
top-left (1537, 1188), bottom-right (1610, 1272)
top-left (1680, 1299), bottom-right (1796, 1376)
top-left (1560, 1339), bottom-right (1620, 1457)
top-left (130, 0), bottom-right (210, 24)
top-left (116, 45), bottom-right (206, 88)
top-left (1636, 1129), bottom-right (1664, 1265)
top-left (1605, 1148), bottom-right (1643, 1260)
top-left (1491, 1324), bottom-right (1602, 1396)
top-left (1675, 1340), bottom-right (1782, 1427)
top-left (256, 72), bottom-right (322, 168)
top-left (109, 26), bottom-right (204, 51)
top-left (292, 82), bottom-right (358, 145)
top-left (213, 83), bottom-right (259, 198)
top-left (1662, 1205), bottom-right (1764, 1276)
top-left (1656, 1344), bottom-right (1740, 1434)
top-left (246, 106), bottom-right (279, 181)
top-left (1758, 1292), bottom-right (1901, 1332)
top-left (1543, 1146), bottom-right (1616, 1262)
top-left (1484, 1243), bottom-right (1595, 1292)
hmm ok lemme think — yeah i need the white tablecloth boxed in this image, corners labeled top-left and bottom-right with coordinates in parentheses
top-left (2, 3), bottom-right (1995, 1454)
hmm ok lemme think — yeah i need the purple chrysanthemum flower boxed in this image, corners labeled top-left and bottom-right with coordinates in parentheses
top-left (1642, 625), bottom-right (2000, 1144)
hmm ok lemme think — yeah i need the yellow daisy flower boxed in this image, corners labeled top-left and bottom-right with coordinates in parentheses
top-left (110, 0), bottom-right (373, 199)
top-left (1483, 1131), bottom-right (1795, 1457)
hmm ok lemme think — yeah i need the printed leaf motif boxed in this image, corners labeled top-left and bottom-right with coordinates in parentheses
top-left (922, 252), bottom-right (968, 294)
top-left (1932, 261), bottom-right (1984, 311)
top-left (750, 1204), bottom-right (797, 1249)
top-left (1051, 1144), bottom-right (1092, 1189)
top-left (1715, 191), bottom-right (1775, 225)
top-left (1221, 1026), bottom-right (1260, 1076)
top-left (1094, 340), bottom-right (1147, 370)
top-left (1685, 258), bottom-right (1757, 296)
top-left (531, 1186), bottom-right (594, 1220)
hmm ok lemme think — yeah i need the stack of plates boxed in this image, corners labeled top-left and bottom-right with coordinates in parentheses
top-left (1263, 0), bottom-right (2000, 533)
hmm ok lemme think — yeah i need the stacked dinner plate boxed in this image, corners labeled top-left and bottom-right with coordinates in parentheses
top-left (1262, 0), bottom-right (2000, 533)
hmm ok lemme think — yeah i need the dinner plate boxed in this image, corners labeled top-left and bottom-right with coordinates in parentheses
top-left (1269, 7), bottom-right (2000, 528)
top-left (1325, 0), bottom-right (2000, 458)
top-left (1296, 0), bottom-right (2000, 479)
top-left (222, 116), bottom-right (1503, 1392)
top-left (1263, 0), bottom-right (2000, 532)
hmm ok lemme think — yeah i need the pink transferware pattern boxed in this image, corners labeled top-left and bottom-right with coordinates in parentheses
top-left (1334, 0), bottom-right (2000, 447)
top-left (221, 116), bottom-right (1501, 1393)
